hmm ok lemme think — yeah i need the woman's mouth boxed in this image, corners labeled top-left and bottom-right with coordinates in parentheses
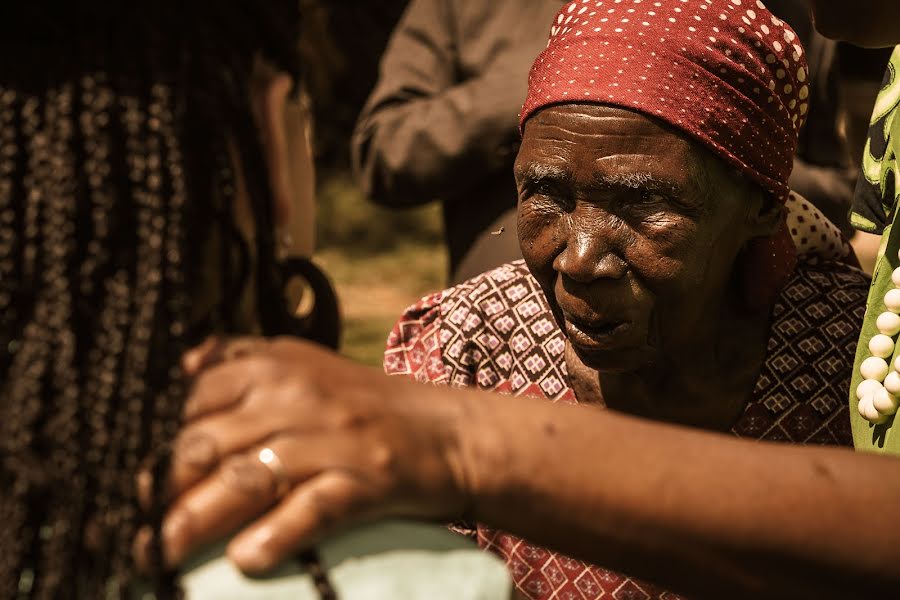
top-left (564, 316), bottom-right (631, 350)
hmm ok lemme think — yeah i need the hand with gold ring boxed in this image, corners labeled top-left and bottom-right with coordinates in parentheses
top-left (137, 336), bottom-right (474, 575)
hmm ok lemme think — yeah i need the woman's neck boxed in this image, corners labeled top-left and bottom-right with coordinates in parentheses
top-left (565, 299), bottom-right (771, 432)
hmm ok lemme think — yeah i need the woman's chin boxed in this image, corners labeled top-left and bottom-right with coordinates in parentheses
top-left (568, 341), bottom-right (656, 373)
top-left (564, 320), bottom-right (655, 371)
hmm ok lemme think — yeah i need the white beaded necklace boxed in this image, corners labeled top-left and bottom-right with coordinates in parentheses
top-left (856, 253), bottom-right (900, 424)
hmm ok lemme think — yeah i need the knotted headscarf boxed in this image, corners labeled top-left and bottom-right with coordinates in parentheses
top-left (522, 0), bottom-right (808, 201)
top-left (519, 0), bottom-right (847, 308)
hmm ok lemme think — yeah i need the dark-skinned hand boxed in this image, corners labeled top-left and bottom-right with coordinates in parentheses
top-left (135, 336), bottom-right (472, 575)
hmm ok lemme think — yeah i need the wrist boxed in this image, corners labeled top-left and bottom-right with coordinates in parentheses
top-left (390, 378), bottom-right (488, 520)
top-left (443, 389), bottom-right (512, 523)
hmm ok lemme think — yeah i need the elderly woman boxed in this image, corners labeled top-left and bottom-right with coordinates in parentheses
top-left (378, 0), bottom-right (867, 595)
top-left (160, 1), bottom-right (900, 598)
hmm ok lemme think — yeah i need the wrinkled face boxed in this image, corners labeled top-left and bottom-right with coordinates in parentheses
top-left (806, 0), bottom-right (900, 47)
top-left (516, 104), bottom-right (763, 372)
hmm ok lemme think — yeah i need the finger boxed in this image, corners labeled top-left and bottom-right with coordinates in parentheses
top-left (136, 447), bottom-right (180, 513)
top-left (136, 469), bottom-right (154, 513)
top-left (163, 452), bottom-right (284, 567)
top-left (132, 525), bottom-right (154, 575)
top-left (183, 338), bottom-right (322, 421)
top-left (227, 470), bottom-right (379, 575)
top-left (181, 336), bottom-right (272, 379)
top-left (181, 336), bottom-right (227, 376)
top-left (181, 354), bottom-right (271, 421)
top-left (162, 435), bottom-right (330, 567)
top-left (169, 398), bottom-right (289, 499)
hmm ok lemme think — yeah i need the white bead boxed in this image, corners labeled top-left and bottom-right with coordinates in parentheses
top-left (884, 371), bottom-right (900, 395)
top-left (876, 311), bottom-right (900, 336)
top-left (859, 395), bottom-right (888, 424)
top-left (868, 334), bottom-right (895, 358)
top-left (860, 356), bottom-right (890, 381)
top-left (873, 387), bottom-right (900, 416)
top-left (885, 289), bottom-right (900, 313)
top-left (857, 379), bottom-right (884, 400)
top-left (858, 394), bottom-right (874, 418)
top-left (892, 266), bottom-right (900, 287)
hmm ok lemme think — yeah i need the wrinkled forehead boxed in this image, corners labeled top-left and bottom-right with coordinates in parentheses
top-left (521, 102), bottom-right (693, 143)
top-left (517, 103), bottom-right (707, 184)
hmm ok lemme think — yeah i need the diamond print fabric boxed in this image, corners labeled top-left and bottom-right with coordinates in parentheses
top-left (384, 254), bottom-right (866, 599)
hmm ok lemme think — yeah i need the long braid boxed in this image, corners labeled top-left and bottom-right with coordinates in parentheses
top-left (34, 82), bottom-right (83, 600)
top-left (0, 2), bottom-right (303, 597)
top-left (0, 85), bottom-right (29, 600)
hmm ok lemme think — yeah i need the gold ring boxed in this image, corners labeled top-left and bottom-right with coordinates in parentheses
top-left (257, 447), bottom-right (290, 499)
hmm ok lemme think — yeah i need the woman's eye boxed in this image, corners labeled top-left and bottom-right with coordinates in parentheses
top-left (527, 182), bottom-right (574, 210)
top-left (533, 182), bottom-right (560, 197)
top-left (638, 189), bottom-right (668, 205)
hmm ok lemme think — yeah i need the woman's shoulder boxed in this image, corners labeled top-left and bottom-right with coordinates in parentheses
top-left (735, 258), bottom-right (869, 445)
top-left (780, 258), bottom-right (871, 305)
top-left (385, 260), bottom-right (545, 348)
top-left (771, 258), bottom-right (870, 347)
top-left (438, 259), bottom-right (548, 325)
top-left (385, 261), bottom-right (571, 399)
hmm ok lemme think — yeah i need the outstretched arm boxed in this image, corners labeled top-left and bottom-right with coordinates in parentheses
top-left (151, 337), bottom-right (900, 600)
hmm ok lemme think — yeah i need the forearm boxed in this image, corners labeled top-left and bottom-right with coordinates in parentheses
top-left (446, 388), bottom-right (900, 599)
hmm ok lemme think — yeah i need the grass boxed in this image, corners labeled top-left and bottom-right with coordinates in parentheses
top-left (313, 171), bottom-right (448, 366)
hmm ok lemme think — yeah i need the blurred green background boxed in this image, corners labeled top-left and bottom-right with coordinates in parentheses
top-left (303, 2), bottom-right (448, 368)
top-left (314, 172), bottom-right (447, 367)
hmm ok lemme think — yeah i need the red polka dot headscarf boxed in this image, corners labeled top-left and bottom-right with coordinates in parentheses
top-left (520, 0), bottom-right (809, 204)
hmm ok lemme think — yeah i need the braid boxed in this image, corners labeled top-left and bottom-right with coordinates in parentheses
top-left (0, 2), bottom-right (303, 598)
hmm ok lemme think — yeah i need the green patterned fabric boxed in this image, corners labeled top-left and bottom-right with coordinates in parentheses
top-left (849, 46), bottom-right (900, 233)
top-left (130, 520), bottom-right (512, 599)
top-left (850, 47), bottom-right (900, 454)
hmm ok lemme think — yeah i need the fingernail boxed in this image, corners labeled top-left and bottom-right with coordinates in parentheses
top-left (181, 348), bottom-right (204, 375)
top-left (136, 471), bottom-right (153, 512)
top-left (182, 350), bottom-right (200, 374)
top-left (162, 510), bottom-right (190, 566)
top-left (174, 432), bottom-right (218, 469)
top-left (182, 337), bottom-right (219, 374)
top-left (229, 527), bottom-right (275, 573)
top-left (132, 526), bottom-right (154, 574)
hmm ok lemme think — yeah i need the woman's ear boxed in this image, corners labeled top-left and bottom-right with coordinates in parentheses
top-left (745, 187), bottom-right (783, 238)
top-left (736, 187), bottom-right (795, 312)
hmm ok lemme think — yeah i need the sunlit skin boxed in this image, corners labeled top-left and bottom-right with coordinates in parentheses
top-left (515, 103), bottom-right (780, 428)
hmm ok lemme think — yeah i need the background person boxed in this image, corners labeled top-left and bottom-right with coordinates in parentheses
top-left (351, 0), bottom-right (565, 284)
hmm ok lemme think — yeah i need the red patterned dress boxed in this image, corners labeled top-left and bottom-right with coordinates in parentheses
top-left (384, 258), bottom-right (868, 600)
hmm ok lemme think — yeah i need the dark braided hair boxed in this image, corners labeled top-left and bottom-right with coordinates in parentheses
top-left (0, 3), bottom-right (303, 598)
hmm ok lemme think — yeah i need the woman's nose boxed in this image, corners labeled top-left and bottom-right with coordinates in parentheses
top-left (553, 216), bottom-right (627, 283)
